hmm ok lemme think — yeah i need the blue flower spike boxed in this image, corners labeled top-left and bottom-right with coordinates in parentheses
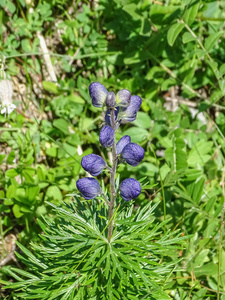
top-left (81, 154), bottom-right (106, 176)
top-left (121, 95), bottom-right (142, 123)
top-left (116, 135), bottom-right (131, 155)
top-left (119, 178), bottom-right (141, 201)
top-left (116, 89), bottom-right (131, 107)
top-left (89, 82), bottom-right (108, 107)
top-left (122, 143), bottom-right (145, 166)
top-left (76, 177), bottom-right (101, 199)
top-left (105, 91), bottom-right (116, 108)
top-left (99, 125), bottom-right (114, 148)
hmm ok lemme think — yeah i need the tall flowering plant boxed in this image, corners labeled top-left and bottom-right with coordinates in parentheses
top-left (77, 82), bottom-right (144, 242)
top-left (1, 82), bottom-right (186, 299)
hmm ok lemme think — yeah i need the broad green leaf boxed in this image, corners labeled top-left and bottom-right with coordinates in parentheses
top-left (5, 169), bottom-right (19, 178)
top-left (194, 262), bottom-right (218, 277)
top-left (165, 147), bottom-right (187, 171)
top-left (42, 81), bottom-right (59, 94)
top-left (68, 93), bottom-right (85, 104)
top-left (205, 31), bottom-right (223, 51)
top-left (45, 186), bottom-right (62, 201)
top-left (167, 23), bottom-right (185, 46)
top-left (13, 204), bottom-right (24, 218)
top-left (187, 140), bottom-right (213, 167)
top-left (133, 112), bottom-right (151, 129)
top-left (161, 78), bottom-right (177, 91)
top-left (192, 177), bottom-right (205, 204)
top-left (219, 63), bottom-right (225, 77)
top-left (53, 118), bottom-right (70, 135)
top-left (27, 186), bottom-right (40, 202)
top-left (7, 150), bottom-right (15, 164)
top-left (46, 146), bottom-right (57, 157)
top-left (195, 49), bottom-right (206, 59)
top-left (6, 184), bottom-right (16, 199)
top-left (122, 4), bottom-right (141, 20)
top-left (7, 0), bottom-right (16, 14)
top-left (182, 31), bottom-right (196, 43)
top-left (183, 1), bottom-right (200, 25)
top-left (21, 39), bottom-right (32, 52)
top-left (123, 127), bottom-right (148, 143)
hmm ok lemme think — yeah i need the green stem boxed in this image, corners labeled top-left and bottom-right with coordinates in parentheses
top-left (0, 214), bottom-right (4, 259)
top-left (217, 169), bottom-right (225, 300)
top-left (107, 108), bottom-right (118, 243)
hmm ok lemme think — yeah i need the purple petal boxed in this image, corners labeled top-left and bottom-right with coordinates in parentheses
top-left (122, 143), bottom-right (145, 166)
top-left (116, 135), bottom-right (131, 155)
top-left (116, 89), bottom-right (131, 107)
top-left (81, 154), bottom-right (106, 176)
top-left (121, 95), bottom-right (142, 123)
top-left (89, 82), bottom-right (108, 107)
top-left (119, 178), bottom-right (141, 201)
top-left (76, 177), bottom-right (101, 199)
top-left (105, 91), bottom-right (116, 108)
top-left (99, 125), bottom-right (114, 148)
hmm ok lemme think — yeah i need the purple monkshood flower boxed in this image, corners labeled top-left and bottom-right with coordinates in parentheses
top-left (116, 135), bottom-right (131, 155)
top-left (76, 177), bottom-right (101, 199)
top-left (120, 95), bottom-right (142, 123)
top-left (122, 143), bottom-right (145, 166)
top-left (81, 154), bottom-right (106, 176)
top-left (89, 82), bottom-right (131, 108)
top-left (105, 106), bottom-right (120, 126)
top-left (119, 178), bottom-right (141, 201)
top-left (99, 125), bottom-right (114, 148)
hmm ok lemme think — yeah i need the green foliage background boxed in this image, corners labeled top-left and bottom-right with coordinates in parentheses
top-left (0, 0), bottom-right (225, 299)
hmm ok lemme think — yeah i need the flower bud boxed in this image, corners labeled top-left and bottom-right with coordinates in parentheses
top-left (105, 91), bottom-right (116, 108)
top-left (116, 135), bottom-right (131, 155)
top-left (76, 177), bottom-right (101, 199)
top-left (81, 154), bottom-right (106, 176)
top-left (122, 143), bottom-right (145, 166)
top-left (89, 82), bottom-right (108, 107)
top-left (116, 89), bottom-right (131, 107)
top-left (105, 106), bottom-right (119, 126)
top-left (119, 178), bottom-right (141, 201)
top-left (99, 125), bottom-right (114, 148)
top-left (121, 95), bottom-right (142, 123)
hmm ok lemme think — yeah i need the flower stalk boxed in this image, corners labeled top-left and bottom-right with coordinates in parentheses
top-left (107, 108), bottom-right (118, 242)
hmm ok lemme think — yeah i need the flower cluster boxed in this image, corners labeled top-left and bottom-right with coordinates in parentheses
top-left (76, 82), bottom-right (144, 202)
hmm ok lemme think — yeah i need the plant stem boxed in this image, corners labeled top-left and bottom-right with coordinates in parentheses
top-left (107, 108), bottom-right (118, 242)
top-left (217, 168), bottom-right (225, 300)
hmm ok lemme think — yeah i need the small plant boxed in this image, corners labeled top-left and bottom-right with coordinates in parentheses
top-left (1, 82), bottom-right (186, 299)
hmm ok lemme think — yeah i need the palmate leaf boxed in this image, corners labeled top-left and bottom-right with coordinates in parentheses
top-left (1, 199), bottom-right (187, 299)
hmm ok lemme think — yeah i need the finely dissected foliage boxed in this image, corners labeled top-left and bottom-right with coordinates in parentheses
top-left (2, 200), bottom-right (186, 299)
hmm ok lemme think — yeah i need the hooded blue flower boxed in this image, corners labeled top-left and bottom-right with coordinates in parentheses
top-left (122, 143), bottom-right (145, 166)
top-left (105, 91), bottom-right (116, 108)
top-left (89, 82), bottom-right (108, 107)
top-left (76, 177), bottom-right (101, 199)
top-left (116, 135), bottom-right (131, 155)
top-left (99, 125), bottom-right (114, 148)
top-left (119, 178), bottom-right (141, 201)
top-left (116, 89), bottom-right (131, 107)
top-left (81, 154), bottom-right (106, 176)
top-left (105, 106), bottom-right (120, 126)
top-left (120, 95), bottom-right (142, 123)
